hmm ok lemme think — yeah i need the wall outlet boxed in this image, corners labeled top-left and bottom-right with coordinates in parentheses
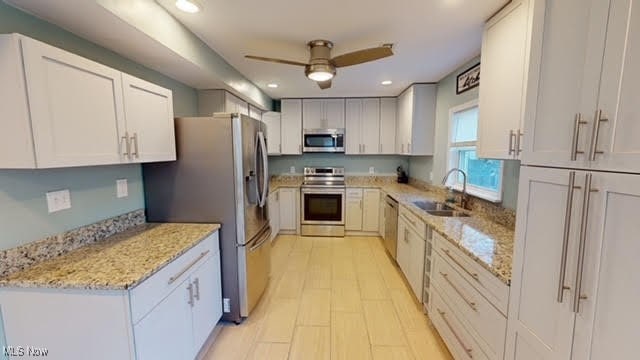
top-left (289, 166), bottom-right (295, 174)
top-left (223, 298), bottom-right (231, 313)
top-left (369, 166), bottom-right (375, 174)
top-left (116, 179), bottom-right (128, 198)
top-left (46, 189), bottom-right (71, 213)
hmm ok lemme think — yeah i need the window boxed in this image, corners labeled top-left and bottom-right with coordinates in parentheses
top-left (447, 100), bottom-right (503, 202)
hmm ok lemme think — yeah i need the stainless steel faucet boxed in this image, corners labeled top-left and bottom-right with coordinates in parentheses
top-left (442, 168), bottom-right (470, 210)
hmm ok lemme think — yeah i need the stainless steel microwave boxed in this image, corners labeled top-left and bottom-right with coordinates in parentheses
top-left (303, 128), bottom-right (345, 153)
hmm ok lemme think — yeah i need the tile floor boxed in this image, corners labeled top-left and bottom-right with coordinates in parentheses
top-left (203, 235), bottom-right (453, 360)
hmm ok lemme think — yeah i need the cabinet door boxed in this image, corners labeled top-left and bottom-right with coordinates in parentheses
top-left (571, 171), bottom-right (640, 360)
top-left (408, 84), bottom-right (436, 155)
top-left (408, 229), bottom-right (425, 301)
top-left (522, 0), bottom-right (609, 168)
top-left (121, 74), bottom-right (176, 163)
top-left (279, 188), bottom-right (298, 231)
top-left (362, 189), bottom-right (380, 232)
top-left (249, 105), bottom-right (263, 122)
top-left (345, 99), bottom-right (362, 154)
top-left (268, 190), bottom-right (280, 239)
top-left (263, 112), bottom-right (282, 155)
top-left (396, 220), bottom-right (411, 276)
top-left (505, 166), bottom-right (579, 360)
top-left (396, 89), bottom-right (411, 154)
top-left (345, 189), bottom-right (363, 231)
top-left (478, 0), bottom-right (531, 160)
top-left (302, 99), bottom-right (324, 129)
top-left (324, 98), bottom-right (345, 128)
top-left (379, 98), bottom-right (397, 155)
top-left (226, 93), bottom-right (248, 116)
top-left (281, 99), bottom-right (302, 154)
top-left (134, 279), bottom-right (194, 360)
top-left (21, 36), bottom-right (126, 168)
top-left (591, 0), bottom-right (640, 173)
top-left (191, 255), bottom-right (223, 353)
top-left (361, 98), bottom-right (380, 154)
top-left (378, 192), bottom-right (385, 237)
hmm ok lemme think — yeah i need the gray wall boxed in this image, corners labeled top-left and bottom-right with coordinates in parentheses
top-left (269, 155), bottom-right (409, 175)
top-left (0, 2), bottom-right (199, 250)
top-left (408, 57), bottom-right (520, 209)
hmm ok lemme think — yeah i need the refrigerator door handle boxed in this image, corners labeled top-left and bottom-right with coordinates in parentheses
top-left (258, 131), bottom-right (269, 208)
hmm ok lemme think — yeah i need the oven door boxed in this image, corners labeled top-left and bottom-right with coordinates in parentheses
top-left (301, 187), bottom-right (345, 225)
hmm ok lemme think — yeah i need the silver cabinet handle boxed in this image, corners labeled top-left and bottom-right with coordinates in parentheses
top-left (379, 143), bottom-right (382, 153)
top-left (121, 132), bottom-right (131, 159)
top-left (401, 143), bottom-right (404, 153)
top-left (440, 272), bottom-right (477, 311)
top-left (571, 113), bottom-right (588, 161)
top-left (187, 282), bottom-right (194, 307)
top-left (573, 173), bottom-right (597, 313)
top-left (131, 133), bottom-right (139, 159)
top-left (442, 249), bottom-right (480, 282)
top-left (362, 144), bottom-right (365, 153)
top-left (516, 130), bottom-right (523, 156)
top-left (298, 144), bottom-right (302, 153)
top-left (279, 144), bottom-right (281, 154)
top-left (193, 277), bottom-right (200, 301)
top-left (437, 309), bottom-right (473, 358)
top-left (168, 250), bottom-right (210, 285)
top-left (589, 109), bottom-right (608, 160)
top-left (404, 228), bottom-right (409, 243)
top-left (408, 142), bottom-right (411, 154)
top-left (508, 130), bottom-right (515, 156)
top-left (557, 171), bottom-right (577, 302)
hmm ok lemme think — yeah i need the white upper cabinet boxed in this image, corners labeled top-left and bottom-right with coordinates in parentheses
top-left (17, 34), bottom-right (127, 168)
top-left (396, 84), bottom-right (436, 155)
top-left (249, 104), bottom-right (263, 121)
top-left (478, 0), bottom-right (533, 160)
top-left (345, 98), bottom-right (380, 155)
top-left (302, 98), bottom-right (345, 129)
top-left (225, 92), bottom-right (249, 116)
top-left (379, 98), bottom-right (397, 155)
top-left (121, 74), bottom-right (176, 163)
top-left (0, 34), bottom-right (176, 169)
top-left (262, 111), bottom-right (282, 155)
top-left (281, 99), bottom-right (303, 155)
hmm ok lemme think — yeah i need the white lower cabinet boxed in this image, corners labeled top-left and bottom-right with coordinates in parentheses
top-left (0, 232), bottom-right (222, 360)
top-left (396, 206), bottom-right (426, 301)
top-left (507, 166), bottom-right (640, 360)
top-left (345, 188), bottom-right (380, 233)
top-left (278, 187), bottom-right (299, 232)
top-left (268, 190), bottom-right (281, 240)
top-left (362, 189), bottom-right (380, 232)
top-left (345, 188), bottom-right (363, 231)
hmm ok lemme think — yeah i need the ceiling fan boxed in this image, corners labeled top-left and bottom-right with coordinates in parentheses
top-left (245, 40), bottom-right (394, 90)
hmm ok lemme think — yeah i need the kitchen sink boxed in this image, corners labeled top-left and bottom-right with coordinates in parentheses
top-left (412, 200), bottom-right (453, 212)
top-left (426, 210), bottom-right (470, 217)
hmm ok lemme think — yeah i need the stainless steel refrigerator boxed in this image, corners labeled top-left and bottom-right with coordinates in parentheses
top-left (142, 113), bottom-right (270, 323)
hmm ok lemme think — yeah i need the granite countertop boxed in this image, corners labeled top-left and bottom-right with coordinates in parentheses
top-left (376, 183), bottom-right (514, 285)
top-left (0, 223), bottom-right (220, 290)
top-left (269, 175), bottom-right (303, 193)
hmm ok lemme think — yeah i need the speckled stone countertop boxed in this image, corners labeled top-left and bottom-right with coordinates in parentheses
top-left (270, 175), bottom-right (303, 193)
top-left (0, 223), bottom-right (220, 290)
top-left (377, 183), bottom-right (514, 285)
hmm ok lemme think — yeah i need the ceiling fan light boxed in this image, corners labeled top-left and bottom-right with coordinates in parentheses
top-left (175, 0), bottom-right (201, 13)
top-left (305, 63), bottom-right (336, 82)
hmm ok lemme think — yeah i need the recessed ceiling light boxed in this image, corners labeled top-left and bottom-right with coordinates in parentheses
top-left (267, 83), bottom-right (279, 88)
top-left (381, 80), bottom-right (393, 86)
top-left (175, 0), bottom-right (201, 13)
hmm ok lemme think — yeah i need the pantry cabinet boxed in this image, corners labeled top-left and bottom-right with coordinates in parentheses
top-left (281, 99), bottom-right (303, 155)
top-left (396, 84), bottom-right (437, 155)
top-left (507, 166), bottom-right (640, 360)
top-left (302, 98), bottom-right (345, 129)
top-left (262, 111), bottom-right (282, 155)
top-left (345, 98), bottom-right (380, 154)
top-left (0, 33), bottom-right (176, 169)
top-left (379, 98), bottom-right (397, 154)
top-left (477, 0), bottom-right (533, 160)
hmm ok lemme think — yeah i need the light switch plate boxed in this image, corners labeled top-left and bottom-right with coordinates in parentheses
top-left (116, 179), bottom-right (128, 198)
top-left (46, 189), bottom-right (71, 213)
top-left (369, 166), bottom-right (375, 174)
top-left (290, 166), bottom-right (295, 174)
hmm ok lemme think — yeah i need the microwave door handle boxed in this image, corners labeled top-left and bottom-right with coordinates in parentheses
top-left (258, 131), bottom-right (269, 207)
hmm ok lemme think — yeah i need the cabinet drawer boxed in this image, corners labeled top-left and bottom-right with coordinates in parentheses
top-left (432, 252), bottom-right (506, 359)
top-left (431, 289), bottom-right (490, 360)
top-left (399, 205), bottom-right (426, 239)
top-left (434, 232), bottom-right (509, 314)
top-left (130, 232), bottom-right (219, 324)
top-left (346, 188), bottom-right (363, 198)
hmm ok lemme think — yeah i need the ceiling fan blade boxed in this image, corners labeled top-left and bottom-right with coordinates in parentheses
top-left (245, 55), bottom-right (308, 67)
top-left (331, 46), bottom-right (393, 67)
top-left (317, 80), bottom-right (332, 90)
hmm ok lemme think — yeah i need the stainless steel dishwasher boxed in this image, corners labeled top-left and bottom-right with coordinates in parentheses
top-left (383, 195), bottom-right (398, 260)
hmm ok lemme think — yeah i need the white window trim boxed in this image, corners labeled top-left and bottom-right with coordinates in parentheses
top-left (446, 99), bottom-right (504, 203)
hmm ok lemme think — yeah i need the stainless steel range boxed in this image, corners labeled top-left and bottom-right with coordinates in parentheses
top-left (300, 167), bottom-right (346, 237)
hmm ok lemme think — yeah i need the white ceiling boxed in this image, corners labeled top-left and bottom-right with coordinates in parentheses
top-left (158, 0), bottom-right (506, 98)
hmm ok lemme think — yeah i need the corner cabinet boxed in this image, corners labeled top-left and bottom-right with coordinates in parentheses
top-left (0, 33), bottom-right (176, 169)
top-left (396, 84), bottom-right (437, 155)
top-left (477, 0), bottom-right (533, 160)
top-left (280, 99), bottom-right (303, 155)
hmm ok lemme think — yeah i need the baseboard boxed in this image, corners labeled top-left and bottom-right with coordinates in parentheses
top-left (195, 323), bottom-right (224, 360)
top-left (344, 231), bottom-right (381, 237)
